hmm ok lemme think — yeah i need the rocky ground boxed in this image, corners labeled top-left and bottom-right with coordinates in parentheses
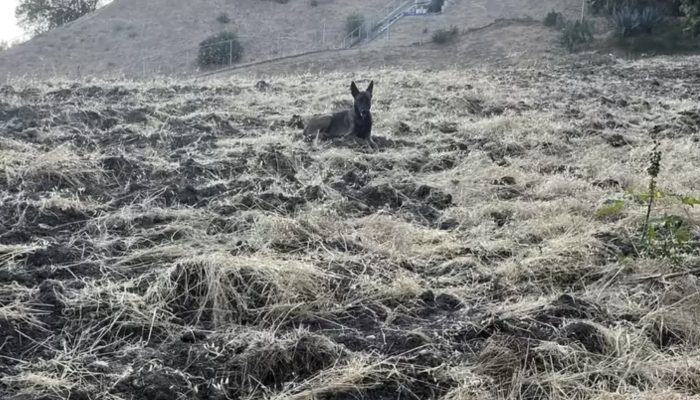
top-left (1, 55), bottom-right (699, 400)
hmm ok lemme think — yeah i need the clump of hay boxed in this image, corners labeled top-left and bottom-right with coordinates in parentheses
top-left (147, 252), bottom-right (331, 326)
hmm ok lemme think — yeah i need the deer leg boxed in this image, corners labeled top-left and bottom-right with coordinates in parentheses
top-left (359, 137), bottom-right (378, 152)
top-left (313, 129), bottom-right (324, 147)
top-left (368, 137), bottom-right (378, 150)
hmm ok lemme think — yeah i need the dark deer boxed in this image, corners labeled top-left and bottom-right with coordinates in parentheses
top-left (303, 81), bottom-right (374, 143)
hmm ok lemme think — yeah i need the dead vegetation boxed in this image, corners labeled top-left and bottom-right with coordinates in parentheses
top-left (1, 56), bottom-right (700, 399)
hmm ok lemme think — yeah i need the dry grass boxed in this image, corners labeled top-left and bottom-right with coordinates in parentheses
top-left (0, 0), bottom-right (585, 79)
top-left (0, 55), bottom-right (699, 399)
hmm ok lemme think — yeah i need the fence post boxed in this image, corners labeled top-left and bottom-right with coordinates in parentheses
top-left (229, 40), bottom-right (233, 65)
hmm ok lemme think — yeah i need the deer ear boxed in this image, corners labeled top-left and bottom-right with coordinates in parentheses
top-left (351, 81), bottom-right (360, 98)
top-left (366, 81), bottom-right (374, 95)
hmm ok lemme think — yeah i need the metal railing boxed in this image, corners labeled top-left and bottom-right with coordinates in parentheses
top-left (340, 0), bottom-right (438, 49)
top-left (135, 0), bottom-right (446, 77)
top-left (340, 0), bottom-right (411, 48)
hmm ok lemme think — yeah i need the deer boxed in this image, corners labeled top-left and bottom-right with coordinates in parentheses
top-left (303, 81), bottom-right (375, 146)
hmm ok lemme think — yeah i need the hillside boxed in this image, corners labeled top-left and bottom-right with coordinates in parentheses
top-left (1, 56), bottom-right (699, 399)
top-left (0, 0), bottom-right (384, 79)
top-left (220, 20), bottom-right (571, 76)
top-left (370, 0), bottom-right (581, 48)
top-left (0, 0), bottom-right (580, 79)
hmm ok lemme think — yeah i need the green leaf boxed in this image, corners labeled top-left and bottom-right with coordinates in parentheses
top-left (594, 200), bottom-right (625, 218)
top-left (645, 226), bottom-right (657, 241)
top-left (675, 228), bottom-right (692, 244)
top-left (681, 196), bottom-right (700, 207)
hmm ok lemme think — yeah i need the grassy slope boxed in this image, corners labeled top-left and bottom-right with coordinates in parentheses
top-left (229, 21), bottom-right (567, 76)
top-left (0, 0), bottom-right (586, 80)
top-left (1, 56), bottom-right (700, 399)
top-left (0, 0), bottom-right (387, 79)
top-left (381, 0), bottom-right (580, 47)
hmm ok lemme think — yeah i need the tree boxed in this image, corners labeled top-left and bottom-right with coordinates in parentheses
top-left (16, 0), bottom-right (100, 34)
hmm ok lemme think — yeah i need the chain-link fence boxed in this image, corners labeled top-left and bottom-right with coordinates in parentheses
top-left (137, 28), bottom-right (351, 77)
top-left (7, 0), bottom-right (519, 80)
top-left (136, 0), bottom-right (442, 78)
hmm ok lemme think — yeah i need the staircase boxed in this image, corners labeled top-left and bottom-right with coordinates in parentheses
top-left (341, 0), bottom-right (439, 48)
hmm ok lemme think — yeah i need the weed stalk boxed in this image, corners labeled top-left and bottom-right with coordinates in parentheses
top-left (642, 141), bottom-right (662, 244)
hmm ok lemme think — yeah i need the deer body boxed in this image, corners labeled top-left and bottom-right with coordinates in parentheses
top-left (304, 81), bottom-right (374, 141)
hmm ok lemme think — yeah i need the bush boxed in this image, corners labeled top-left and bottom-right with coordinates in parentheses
top-left (590, 0), bottom-right (641, 15)
top-left (217, 13), bottom-right (231, 24)
top-left (428, 0), bottom-right (445, 13)
top-left (544, 10), bottom-right (564, 27)
top-left (590, 0), bottom-right (622, 15)
top-left (345, 13), bottom-right (365, 37)
top-left (680, 0), bottom-right (700, 35)
top-left (670, 0), bottom-right (685, 15)
top-left (589, 0), bottom-right (680, 15)
top-left (612, 5), bottom-right (664, 36)
top-left (197, 31), bottom-right (243, 68)
top-left (431, 26), bottom-right (459, 44)
top-left (560, 19), bottom-right (594, 51)
top-left (608, 22), bottom-right (700, 53)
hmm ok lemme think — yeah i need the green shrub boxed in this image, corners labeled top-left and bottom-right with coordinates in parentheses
top-left (670, 0), bottom-right (685, 15)
top-left (680, 0), bottom-right (700, 35)
top-left (590, 0), bottom-right (681, 15)
top-left (612, 5), bottom-right (664, 36)
top-left (590, 0), bottom-right (623, 15)
top-left (197, 31), bottom-right (243, 68)
top-left (560, 19), bottom-right (595, 51)
top-left (644, 214), bottom-right (695, 261)
top-left (428, 0), bottom-right (445, 13)
top-left (544, 10), bottom-right (563, 27)
top-left (432, 26), bottom-right (459, 44)
top-left (636, 143), bottom-right (690, 262)
top-left (616, 144), bottom-right (698, 263)
top-left (345, 13), bottom-right (364, 37)
top-left (608, 23), bottom-right (700, 54)
top-left (217, 12), bottom-right (231, 24)
top-left (590, 0), bottom-right (645, 15)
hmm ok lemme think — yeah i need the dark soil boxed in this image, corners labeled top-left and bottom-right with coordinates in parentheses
top-left (1, 59), bottom-right (698, 399)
